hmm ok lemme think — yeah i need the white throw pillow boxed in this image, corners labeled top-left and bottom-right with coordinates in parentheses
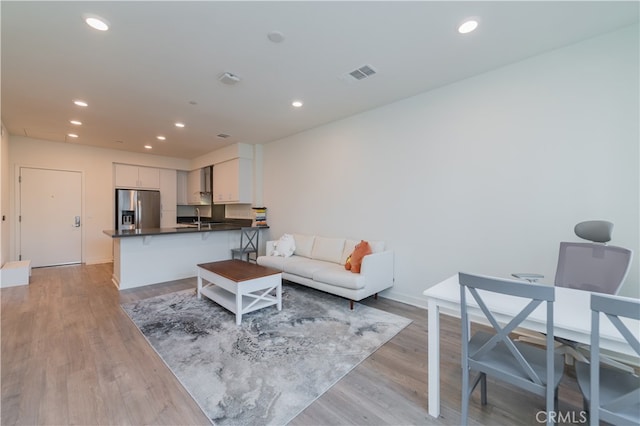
top-left (272, 234), bottom-right (296, 257)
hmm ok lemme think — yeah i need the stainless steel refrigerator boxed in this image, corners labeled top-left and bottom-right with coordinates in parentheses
top-left (115, 189), bottom-right (161, 231)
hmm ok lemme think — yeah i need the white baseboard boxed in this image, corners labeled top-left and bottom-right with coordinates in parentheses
top-left (85, 258), bottom-right (113, 265)
top-left (379, 288), bottom-right (428, 309)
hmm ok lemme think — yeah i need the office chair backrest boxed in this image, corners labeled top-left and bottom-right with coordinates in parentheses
top-left (554, 220), bottom-right (633, 294)
top-left (555, 243), bottom-right (633, 294)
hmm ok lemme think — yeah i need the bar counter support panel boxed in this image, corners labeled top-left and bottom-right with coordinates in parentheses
top-left (113, 231), bottom-right (236, 290)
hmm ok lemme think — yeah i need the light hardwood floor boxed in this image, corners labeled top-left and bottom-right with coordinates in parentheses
top-left (2, 263), bottom-right (585, 425)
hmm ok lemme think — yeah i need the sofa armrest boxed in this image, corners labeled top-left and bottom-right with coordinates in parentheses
top-left (265, 240), bottom-right (276, 256)
top-left (360, 250), bottom-right (394, 293)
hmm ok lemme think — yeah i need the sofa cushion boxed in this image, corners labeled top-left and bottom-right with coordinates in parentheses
top-left (257, 254), bottom-right (288, 270)
top-left (293, 234), bottom-right (315, 258)
top-left (313, 264), bottom-right (366, 290)
top-left (369, 240), bottom-right (385, 253)
top-left (311, 237), bottom-right (345, 264)
top-left (283, 258), bottom-right (329, 279)
top-left (342, 240), bottom-right (358, 264)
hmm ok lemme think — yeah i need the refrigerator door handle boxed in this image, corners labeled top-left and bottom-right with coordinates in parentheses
top-left (137, 198), bottom-right (142, 229)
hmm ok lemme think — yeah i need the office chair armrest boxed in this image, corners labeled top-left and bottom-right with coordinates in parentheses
top-left (511, 273), bottom-right (544, 283)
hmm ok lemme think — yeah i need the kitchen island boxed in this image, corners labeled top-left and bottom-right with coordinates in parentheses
top-left (104, 223), bottom-right (264, 290)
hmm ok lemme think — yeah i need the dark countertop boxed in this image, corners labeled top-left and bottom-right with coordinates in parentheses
top-left (104, 223), bottom-right (244, 238)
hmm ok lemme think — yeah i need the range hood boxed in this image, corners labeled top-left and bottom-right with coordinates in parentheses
top-left (188, 166), bottom-right (212, 205)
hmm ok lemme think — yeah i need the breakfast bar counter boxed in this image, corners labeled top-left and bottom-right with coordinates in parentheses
top-left (103, 224), bottom-right (260, 290)
top-left (103, 223), bottom-right (244, 238)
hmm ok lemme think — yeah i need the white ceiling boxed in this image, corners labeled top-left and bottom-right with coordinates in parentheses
top-left (2, 1), bottom-right (638, 159)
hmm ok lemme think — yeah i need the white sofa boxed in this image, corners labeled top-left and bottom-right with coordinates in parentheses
top-left (257, 233), bottom-right (394, 308)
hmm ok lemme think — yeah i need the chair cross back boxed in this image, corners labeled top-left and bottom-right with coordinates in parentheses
top-left (239, 228), bottom-right (258, 252)
top-left (588, 293), bottom-right (640, 426)
top-left (461, 274), bottom-right (555, 386)
top-left (231, 227), bottom-right (260, 263)
top-left (459, 273), bottom-right (560, 426)
top-left (467, 287), bottom-right (548, 385)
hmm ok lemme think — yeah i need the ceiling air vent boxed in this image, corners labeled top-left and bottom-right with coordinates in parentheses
top-left (348, 64), bottom-right (377, 81)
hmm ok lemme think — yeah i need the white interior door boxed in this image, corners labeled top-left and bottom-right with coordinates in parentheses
top-left (19, 167), bottom-right (82, 267)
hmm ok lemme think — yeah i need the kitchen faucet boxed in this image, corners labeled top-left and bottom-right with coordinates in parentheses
top-left (196, 207), bottom-right (201, 230)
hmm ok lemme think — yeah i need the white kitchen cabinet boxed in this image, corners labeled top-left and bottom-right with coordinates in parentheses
top-left (159, 169), bottom-right (177, 227)
top-left (187, 169), bottom-right (203, 204)
top-left (176, 170), bottom-right (188, 205)
top-left (114, 164), bottom-right (160, 189)
top-left (212, 158), bottom-right (253, 204)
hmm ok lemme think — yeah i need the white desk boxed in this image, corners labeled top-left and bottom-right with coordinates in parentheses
top-left (423, 274), bottom-right (640, 418)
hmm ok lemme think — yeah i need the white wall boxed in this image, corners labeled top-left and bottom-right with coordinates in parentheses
top-left (8, 137), bottom-right (190, 264)
top-left (262, 25), bottom-right (640, 305)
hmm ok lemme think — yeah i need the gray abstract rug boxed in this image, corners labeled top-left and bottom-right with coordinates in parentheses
top-left (122, 283), bottom-right (411, 426)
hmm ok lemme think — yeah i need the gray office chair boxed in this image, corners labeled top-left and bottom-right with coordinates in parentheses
top-left (555, 221), bottom-right (633, 294)
top-left (514, 220), bottom-right (633, 293)
top-left (459, 273), bottom-right (564, 426)
top-left (513, 221), bottom-right (633, 366)
top-left (574, 293), bottom-right (640, 426)
top-left (231, 227), bottom-right (259, 263)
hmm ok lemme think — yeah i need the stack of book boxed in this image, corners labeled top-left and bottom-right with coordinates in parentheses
top-left (252, 207), bottom-right (268, 227)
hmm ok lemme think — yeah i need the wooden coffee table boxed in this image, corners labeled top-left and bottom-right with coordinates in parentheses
top-left (196, 259), bottom-right (282, 325)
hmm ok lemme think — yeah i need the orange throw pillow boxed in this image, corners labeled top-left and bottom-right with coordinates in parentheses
top-left (348, 240), bottom-right (372, 273)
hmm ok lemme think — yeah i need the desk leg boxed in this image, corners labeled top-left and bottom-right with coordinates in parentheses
top-left (197, 271), bottom-right (202, 300)
top-left (428, 299), bottom-right (440, 418)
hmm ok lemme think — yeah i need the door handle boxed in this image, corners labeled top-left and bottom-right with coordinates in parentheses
top-left (74, 216), bottom-right (81, 227)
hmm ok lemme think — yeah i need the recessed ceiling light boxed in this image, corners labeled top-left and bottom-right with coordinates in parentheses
top-left (292, 100), bottom-right (303, 108)
top-left (175, 122), bottom-right (185, 128)
top-left (156, 136), bottom-right (166, 141)
top-left (144, 145), bottom-right (152, 149)
top-left (70, 120), bottom-right (82, 125)
top-left (67, 133), bottom-right (79, 138)
top-left (458, 19), bottom-right (479, 34)
top-left (74, 100), bottom-right (88, 107)
top-left (84, 14), bottom-right (109, 31)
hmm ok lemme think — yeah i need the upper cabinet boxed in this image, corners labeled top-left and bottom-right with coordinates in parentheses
top-left (114, 164), bottom-right (160, 189)
top-left (212, 158), bottom-right (253, 204)
top-left (176, 170), bottom-right (188, 205)
top-left (159, 169), bottom-right (177, 228)
top-left (159, 169), bottom-right (177, 210)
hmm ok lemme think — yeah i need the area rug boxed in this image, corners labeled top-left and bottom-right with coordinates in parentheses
top-left (121, 283), bottom-right (411, 426)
